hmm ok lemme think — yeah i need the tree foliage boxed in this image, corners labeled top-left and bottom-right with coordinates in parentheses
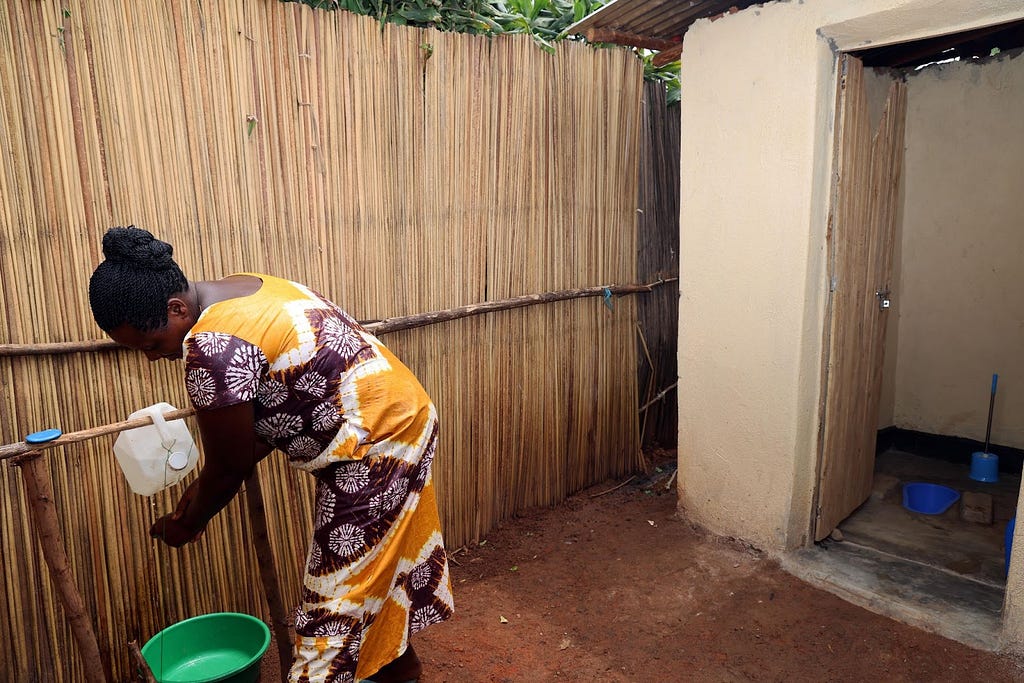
top-left (283, 0), bottom-right (680, 104)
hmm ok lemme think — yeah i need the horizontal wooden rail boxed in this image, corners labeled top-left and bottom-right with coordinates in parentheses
top-left (0, 278), bottom-right (676, 358)
top-left (366, 279), bottom-right (675, 334)
top-left (0, 407), bottom-right (196, 461)
top-left (0, 278), bottom-right (677, 461)
top-left (0, 339), bottom-right (122, 356)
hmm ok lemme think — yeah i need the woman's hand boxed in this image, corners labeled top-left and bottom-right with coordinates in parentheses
top-left (148, 402), bottom-right (265, 548)
top-left (150, 479), bottom-right (206, 547)
top-left (150, 513), bottom-right (204, 547)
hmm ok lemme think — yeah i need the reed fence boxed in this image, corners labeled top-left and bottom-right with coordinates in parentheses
top-left (0, 0), bottom-right (645, 679)
top-left (637, 81), bottom-right (680, 449)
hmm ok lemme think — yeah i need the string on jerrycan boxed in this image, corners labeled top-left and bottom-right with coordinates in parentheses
top-left (113, 403), bottom-right (198, 680)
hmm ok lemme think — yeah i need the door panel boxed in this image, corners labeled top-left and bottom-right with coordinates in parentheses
top-left (815, 56), bottom-right (907, 541)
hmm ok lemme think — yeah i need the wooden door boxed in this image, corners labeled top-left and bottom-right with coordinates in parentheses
top-left (815, 56), bottom-right (907, 541)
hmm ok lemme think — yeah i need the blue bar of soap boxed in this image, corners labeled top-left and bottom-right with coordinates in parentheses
top-left (25, 428), bottom-right (62, 444)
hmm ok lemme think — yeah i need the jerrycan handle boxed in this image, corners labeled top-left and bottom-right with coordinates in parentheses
top-left (141, 405), bottom-right (176, 449)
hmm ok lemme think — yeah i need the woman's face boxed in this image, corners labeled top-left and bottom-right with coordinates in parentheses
top-left (107, 297), bottom-right (195, 361)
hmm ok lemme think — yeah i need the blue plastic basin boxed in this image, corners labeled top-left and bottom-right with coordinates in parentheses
top-left (902, 482), bottom-right (960, 515)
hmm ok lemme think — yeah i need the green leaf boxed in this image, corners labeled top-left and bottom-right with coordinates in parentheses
top-left (396, 7), bottom-right (442, 23)
top-left (572, 0), bottom-right (586, 23)
top-left (281, 0), bottom-right (679, 97)
top-left (532, 0), bottom-right (548, 21)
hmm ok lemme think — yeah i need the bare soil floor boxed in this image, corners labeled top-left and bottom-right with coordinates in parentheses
top-left (263, 452), bottom-right (1023, 682)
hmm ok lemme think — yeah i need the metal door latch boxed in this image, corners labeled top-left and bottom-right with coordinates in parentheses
top-left (876, 289), bottom-right (891, 310)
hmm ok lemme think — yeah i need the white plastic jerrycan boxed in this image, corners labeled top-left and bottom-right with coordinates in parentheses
top-left (114, 403), bottom-right (198, 496)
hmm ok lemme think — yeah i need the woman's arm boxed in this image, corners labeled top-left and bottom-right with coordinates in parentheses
top-left (151, 400), bottom-right (271, 547)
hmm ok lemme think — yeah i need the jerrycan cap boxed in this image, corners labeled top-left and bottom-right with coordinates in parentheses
top-left (167, 451), bottom-right (190, 471)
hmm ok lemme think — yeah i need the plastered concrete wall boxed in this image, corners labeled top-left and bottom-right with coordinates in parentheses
top-left (891, 50), bottom-right (1024, 448)
top-left (677, 0), bottom-right (1024, 554)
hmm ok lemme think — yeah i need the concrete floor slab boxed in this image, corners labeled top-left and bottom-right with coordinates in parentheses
top-left (783, 541), bottom-right (1004, 651)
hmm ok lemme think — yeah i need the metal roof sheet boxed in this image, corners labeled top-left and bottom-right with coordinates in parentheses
top-left (567, 1), bottom-right (1024, 70)
top-left (566, 0), bottom-right (764, 46)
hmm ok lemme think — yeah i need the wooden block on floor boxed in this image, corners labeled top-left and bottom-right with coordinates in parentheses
top-left (960, 491), bottom-right (993, 525)
top-left (871, 474), bottom-right (901, 500)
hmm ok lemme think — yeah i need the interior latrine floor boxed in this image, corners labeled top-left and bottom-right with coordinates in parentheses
top-left (842, 449), bottom-right (1019, 586)
top-left (784, 448), bottom-right (1021, 650)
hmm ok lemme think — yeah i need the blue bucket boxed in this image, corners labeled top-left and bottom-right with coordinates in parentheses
top-left (902, 482), bottom-right (960, 515)
top-left (970, 451), bottom-right (999, 483)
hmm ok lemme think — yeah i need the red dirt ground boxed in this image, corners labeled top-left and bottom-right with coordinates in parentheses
top-left (263, 452), bottom-right (1023, 682)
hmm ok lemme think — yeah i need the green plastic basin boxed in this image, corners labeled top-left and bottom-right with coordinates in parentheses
top-left (141, 612), bottom-right (271, 683)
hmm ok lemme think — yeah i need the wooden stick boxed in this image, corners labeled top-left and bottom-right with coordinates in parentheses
top-left (0, 339), bottom-right (121, 357)
top-left (588, 475), bottom-right (636, 499)
top-left (17, 453), bottom-right (108, 682)
top-left (584, 28), bottom-right (678, 51)
top-left (366, 280), bottom-right (675, 334)
top-left (639, 381), bottom-right (679, 413)
top-left (127, 640), bottom-right (156, 683)
top-left (1, 277), bottom-right (676, 460)
top-left (0, 407), bottom-right (196, 461)
top-left (652, 44), bottom-right (683, 68)
top-left (663, 468), bottom-right (678, 493)
top-left (0, 279), bottom-right (675, 358)
top-left (243, 470), bottom-right (293, 683)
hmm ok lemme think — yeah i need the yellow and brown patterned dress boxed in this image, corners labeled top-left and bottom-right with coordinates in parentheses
top-left (182, 273), bottom-right (453, 682)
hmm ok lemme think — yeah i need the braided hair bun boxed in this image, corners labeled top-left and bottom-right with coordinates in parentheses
top-left (101, 226), bottom-right (177, 270)
top-left (89, 226), bottom-right (189, 332)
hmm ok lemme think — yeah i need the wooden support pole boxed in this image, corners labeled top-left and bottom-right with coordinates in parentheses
top-left (128, 640), bottom-right (156, 683)
top-left (584, 27), bottom-right (678, 51)
top-left (652, 44), bottom-right (683, 68)
top-left (244, 470), bottom-right (293, 683)
top-left (17, 453), bottom-right (109, 682)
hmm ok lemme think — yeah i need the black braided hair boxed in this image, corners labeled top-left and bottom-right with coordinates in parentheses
top-left (88, 226), bottom-right (189, 332)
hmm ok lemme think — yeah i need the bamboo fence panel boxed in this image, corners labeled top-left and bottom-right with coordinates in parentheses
top-left (637, 81), bottom-right (680, 448)
top-left (0, 1), bottom-right (644, 679)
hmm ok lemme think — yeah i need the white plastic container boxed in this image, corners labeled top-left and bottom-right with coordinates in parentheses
top-left (114, 403), bottom-right (198, 496)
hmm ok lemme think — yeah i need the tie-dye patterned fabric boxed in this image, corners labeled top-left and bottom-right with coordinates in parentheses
top-left (182, 273), bottom-right (453, 682)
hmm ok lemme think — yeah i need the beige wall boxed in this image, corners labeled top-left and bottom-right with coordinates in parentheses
top-left (677, 0), bottom-right (1024, 650)
top-left (677, 0), bottom-right (1024, 551)
top-left (890, 50), bottom-right (1024, 448)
